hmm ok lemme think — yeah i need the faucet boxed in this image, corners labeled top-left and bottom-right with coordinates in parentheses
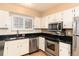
top-left (16, 30), bottom-right (19, 38)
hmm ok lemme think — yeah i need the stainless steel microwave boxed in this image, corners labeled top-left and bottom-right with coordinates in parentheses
top-left (48, 22), bottom-right (63, 32)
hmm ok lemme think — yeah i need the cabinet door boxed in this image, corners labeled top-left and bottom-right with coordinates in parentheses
top-left (47, 14), bottom-right (59, 25)
top-left (62, 9), bottom-right (74, 28)
top-left (48, 12), bottom-right (63, 23)
top-left (41, 15), bottom-right (51, 28)
top-left (41, 17), bottom-right (45, 28)
top-left (56, 12), bottom-right (63, 22)
top-left (4, 41), bottom-right (18, 56)
top-left (43, 16), bottom-right (48, 28)
top-left (17, 39), bottom-right (29, 55)
top-left (34, 17), bottom-right (41, 28)
top-left (59, 42), bottom-right (71, 56)
top-left (48, 14), bottom-right (55, 23)
top-left (39, 37), bottom-right (45, 51)
top-left (0, 10), bottom-right (9, 28)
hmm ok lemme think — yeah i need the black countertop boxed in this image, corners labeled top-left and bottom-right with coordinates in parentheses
top-left (0, 33), bottom-right (72, 44)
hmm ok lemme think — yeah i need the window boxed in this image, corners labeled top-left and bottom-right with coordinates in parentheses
top-left (12, 16), bottom-right (23, 29)
top-left (25, 18), bottom-right (32, 29)
top-left (11, 14), bottom-right (33, 30)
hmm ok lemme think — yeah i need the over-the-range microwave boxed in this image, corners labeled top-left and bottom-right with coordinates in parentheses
top-left (48, 22), bottom-right (63, 32)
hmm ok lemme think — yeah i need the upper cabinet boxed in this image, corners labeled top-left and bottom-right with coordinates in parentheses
top-left (40, 12), bottom-right (63, 29)
top-left (41, 14), bottom-right (57, 28)
top-left (48, 13), bottom-right (58, 23)
top-left (56, 12), bottom-right (63, 22)
top-left (41, 8), bottom-right (75, 29)
top-left (34, 17), bottom-right (41, 28)
top-left (0, 10), bottom-right (9, 28)
top-left (62, 8), bottom-right (74, 28)
top-left (41, 16), bottom-right (48, 28)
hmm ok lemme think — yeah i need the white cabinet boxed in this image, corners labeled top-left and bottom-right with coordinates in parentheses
top-left (40, 17), bottom-right (45, 28)
top-left (17, 39), bottom-right (29, 55)
top-left (41, 12), bottom-right (63, 28)
top-left (48, 14), bottom-right (56, 23)
top-left (4, 39), bottom-right (29, 56)
top-left (48, 12), bottom-right (63, 23)
top-left (38, 37), bottom-right (45, 51)
top-left (52, 13), bottom-right (59, 22)
top-left (41, 15), bottom-right (53, 28)
top-left (41, 8), bottom-right (74, 29)
top-left (56, 12), bottom-right (63, 22)
top-left (62, 9), bottom-right (74, 28)
top-left (46, 13), bottom-right (62, 28)
top-left (59, 42), bottom-right (71, 56)
top-left (44, 13), bottom-right (61, 28)
top-left (4, 40), bottom-right (18, 56)
top-left (34, 17), bottom-right (41, 28)
top-left (0, 10), bottom-right (9, 28)
top-left (41, 16), bottom-right (48, 28)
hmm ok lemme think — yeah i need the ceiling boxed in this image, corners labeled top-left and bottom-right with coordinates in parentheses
top-left (19, 3), bottom-right (60, 12)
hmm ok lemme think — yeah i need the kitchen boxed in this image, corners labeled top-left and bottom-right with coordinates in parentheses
top-left (0, 3), bottom-right (79, 56)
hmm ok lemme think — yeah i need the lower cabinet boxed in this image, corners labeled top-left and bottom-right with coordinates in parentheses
top-left (59, 42), bottom-right (71, 56)
top-left (3, 37), bottom-right (71, 56)
top-left (4, 39), bottom-right (29, 56)
top-left (38, 37), bottom-right (45, 51)
top-left (17, 39), bottom-right (29, 56)
top-left (4, 40), bottom-right (18, 56)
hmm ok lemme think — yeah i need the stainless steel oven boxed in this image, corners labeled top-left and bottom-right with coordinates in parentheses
top-left (45, 40), bottom-right (59, 56)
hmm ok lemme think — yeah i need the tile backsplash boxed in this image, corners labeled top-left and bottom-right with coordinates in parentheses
top-left (65, 29), bottom-right (73, 36)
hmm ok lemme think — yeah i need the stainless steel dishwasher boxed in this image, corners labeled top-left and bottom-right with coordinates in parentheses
top-left (29, 37), bottom-right (39, 53)
top-left (0, 40), bottom-right (5, 56)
